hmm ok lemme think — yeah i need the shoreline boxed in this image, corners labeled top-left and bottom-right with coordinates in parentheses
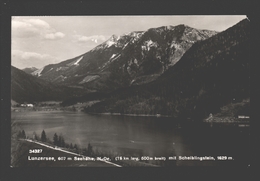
top-left (87, 112), bottom-right (172, 118)
top-left (204, 116), bottom-right (250, 124)
top-left (12, 108), bottom-right (250, 124)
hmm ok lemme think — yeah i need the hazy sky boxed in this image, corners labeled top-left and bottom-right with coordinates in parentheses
top-left (12, 15), bottom-right (247, 69)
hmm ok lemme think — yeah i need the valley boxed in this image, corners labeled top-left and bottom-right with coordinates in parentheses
top-left (12, 19), bottom-right (250, 123)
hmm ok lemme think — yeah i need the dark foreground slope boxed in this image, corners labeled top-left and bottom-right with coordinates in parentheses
top-left (11, 139), bottom-right (116, 167)
top-left (11, 66), bottom-right (85, 103)
top-left (85, 19), bottom-right (250, 120)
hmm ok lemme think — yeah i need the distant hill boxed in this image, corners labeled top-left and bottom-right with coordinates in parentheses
top-left (84, 19), bottom-right (250, 120)
top-left (22, 67), bottom-right (38, 74)
top-left (11, 66), bottom-right (85, 103)
top-left (11, 99), bottom-right (19, 106)
top-left (31, 24), bottom-right (217, 92)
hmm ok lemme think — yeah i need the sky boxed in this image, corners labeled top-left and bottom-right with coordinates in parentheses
top-left (12, 15), bottom-right (247, 69)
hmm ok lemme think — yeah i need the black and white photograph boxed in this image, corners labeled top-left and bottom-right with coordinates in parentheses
top-left (9, 15), bottom-right (251, 168)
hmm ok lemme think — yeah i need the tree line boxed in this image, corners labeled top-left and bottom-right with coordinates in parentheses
top-left (18, 129), bottom-right (93, 156)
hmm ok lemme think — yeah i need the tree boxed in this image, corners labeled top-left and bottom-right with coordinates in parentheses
top-left (17, 130), bottom-right (22, 139)
top-left (87, 143), bottom-right (93, 156)
top-left (57, 135), bottom-right (61, 146)
top-left (33, 131), bottom-right (39, 140)
top-left (65, 143), bottom-right (70, 148)
top-left (21, 130), bottom-right (26, 139)
top-left (74, 144), bottom-right (79, 153)
top-left (82, 148), bottom-right (88, 156)
top-left (41, 130), bottom-right (47, 142)
top-left (58, 134), bottom-right (65, 147)
top-left (53, 133), bottom-right (58, 145)
top-left (61, 137), bottom-right (65, 147)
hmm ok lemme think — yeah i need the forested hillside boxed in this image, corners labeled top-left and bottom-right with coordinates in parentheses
top-left (84, 19), bottom-right (250, 120)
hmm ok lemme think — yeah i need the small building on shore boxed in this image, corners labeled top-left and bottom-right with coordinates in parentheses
top-left (237, 115), bottom-right (250, 119)
top-left (20, 103), bottom-right (34, 107)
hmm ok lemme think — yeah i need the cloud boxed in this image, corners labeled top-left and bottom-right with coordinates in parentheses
top-left (73, 34), bottom-right (108, 43)
top-left (12, 18), bottom-right (65, 40)
top-left (24, 19), bottom-right (50, 29)
top-left (12, 50), bottom-right (60, 69)
top-left (12, 20), bottom-right (40, 38)
top-left (44, 32), bottom-right (65, 40)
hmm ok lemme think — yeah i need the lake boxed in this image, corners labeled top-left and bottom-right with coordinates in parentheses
top-left (11, 111), bottom-right (250, 166)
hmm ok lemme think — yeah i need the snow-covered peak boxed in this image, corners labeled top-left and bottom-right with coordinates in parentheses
top-left (104, 34), bottom-right (119, 47)
top-left (108, 34), bottom-right (119, 42)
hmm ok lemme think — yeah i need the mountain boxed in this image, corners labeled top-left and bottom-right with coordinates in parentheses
top-left (31, 25), bottom-right (217, 92)
top-left (84, 19), bottom-right (250, 120)
top-left (22, 67), bottom-right (38, 74)
top-left (11, 66), bottom-right (85, 103)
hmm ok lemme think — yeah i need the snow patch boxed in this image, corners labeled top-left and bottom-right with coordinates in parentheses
top-left (55, 67), bottom-right (69, 71)
top-left (110, 54), bottom-right (117, 59)
top-left (106, 41), bottom-right (115, 47)
top-left (110, 54), bottom-right (121, 62)
top-left (167, 25), bottom-right (174, 30)
top-left (130, 79), bottom-right (135, 84)
top-left (170, 42), bottom-right (181, 49)
top-left (130, 32), bottom-right (144, 38)
top-left (74, 56), bottom-right (83, 65)
top-left (146, 40), bottom-right (154, 47)
top-left (67, 56), bottom-right (84, 66)
top-left (101, 54), bottom-right (121, 70)
top-left (142, 40), bottom-right (158, 51)
top-left (133, 58), bottom-right (138, 65)
top-left (90, 45), bottom-right (103, 52)
top-left (31, 67), bottom-right (44, 76)
top-left (79, 75), bottom-right (100, 84)
top-left (122, 42), bottom-right (129, 49)
top-left (56, 67), bottom-right (62, 71)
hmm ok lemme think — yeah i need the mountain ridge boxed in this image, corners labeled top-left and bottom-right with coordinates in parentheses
top-left (30, 24), bottom-right (218, 91)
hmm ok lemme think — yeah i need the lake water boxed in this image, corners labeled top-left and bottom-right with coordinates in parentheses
top-left (11, 111), bottom-right (250, 166)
